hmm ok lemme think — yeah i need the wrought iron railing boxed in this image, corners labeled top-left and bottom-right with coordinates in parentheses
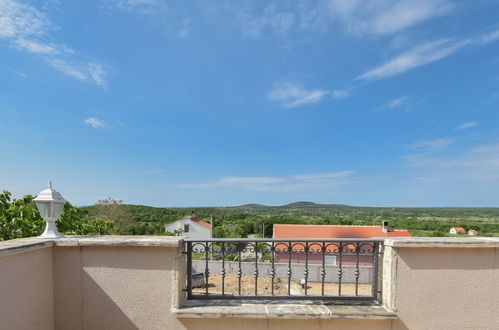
top-left (184, 238), bottom-right (383, 303)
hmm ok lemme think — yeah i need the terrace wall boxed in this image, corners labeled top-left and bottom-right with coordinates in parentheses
top-left (0, 236), bottom-right (498, 330)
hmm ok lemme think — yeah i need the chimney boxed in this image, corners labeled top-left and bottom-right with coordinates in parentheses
top-left (382, 221), bottom-right (389, 234)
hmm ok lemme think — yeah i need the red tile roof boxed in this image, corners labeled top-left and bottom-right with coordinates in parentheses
top-left (451, 227), bottom-right (465, 231)
top-left (192, 219), bottom-right (212, 229)
top-left (273, 224), bottom-right (412, 239)
top-left (272, 224), bottom-right (411, 253)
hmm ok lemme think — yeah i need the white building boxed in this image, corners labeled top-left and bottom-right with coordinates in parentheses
top-left (468, 229), bottom-right (477, 236)
top-left (449, 227), bottom-right (466, 234)
top-left (164, 213), bottom-right (212, 239)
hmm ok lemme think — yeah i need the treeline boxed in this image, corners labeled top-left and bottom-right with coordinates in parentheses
top-left (83, 202), bottom-right (499, 238)
top-left (0, 191), bottom-right (116, 240)
top-left (2, 191), bottom-right (499, 241)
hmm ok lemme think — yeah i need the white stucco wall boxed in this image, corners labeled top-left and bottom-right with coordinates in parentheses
top-left (165, 218), bottom-right (211, 239)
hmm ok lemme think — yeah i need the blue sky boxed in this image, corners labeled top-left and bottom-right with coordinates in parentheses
top-left (1, 0), bottom-right (499, 207)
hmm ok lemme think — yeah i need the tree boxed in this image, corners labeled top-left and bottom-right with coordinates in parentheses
top-left (88, 198), bottom-right (129, 233)
top-left (58, 202), bottom-right (117, 235)
top-left (0, 191), bottom-right (44, 240)
top-left (0, 190), bottom-right (116, 241)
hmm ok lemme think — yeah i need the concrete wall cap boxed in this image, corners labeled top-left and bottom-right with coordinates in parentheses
top-left (384, 237), bottom-right (499, 248)
top-left (173, 300), bottom-right (397, 320)
top-left (0, 235), bottom-right (184, 256)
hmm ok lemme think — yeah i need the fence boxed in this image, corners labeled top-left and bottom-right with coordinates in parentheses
top-left (184, 238), bottom-right (383, 302)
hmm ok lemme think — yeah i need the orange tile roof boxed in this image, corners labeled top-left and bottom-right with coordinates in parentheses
top-left (272, 224), bottom-right (411, 253)
top-left (273, 224), bottom-right (412, 239)
top-left (192, 219), bottom-right (212, 229)
top-left (452, 227), bottom-right (465, 231)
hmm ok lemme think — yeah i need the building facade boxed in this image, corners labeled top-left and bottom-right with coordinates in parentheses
top-left (164, 213), bottom-right (212, 239)
top-left (273, 223), bottom-right (412, 266)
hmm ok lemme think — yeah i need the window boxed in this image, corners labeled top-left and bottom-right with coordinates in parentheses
top-left (325, 256), bottom-right (337, 265)
top-left (184, 224), bottom-right (190, 233)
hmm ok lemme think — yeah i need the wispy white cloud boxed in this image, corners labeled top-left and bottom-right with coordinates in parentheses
top-left (377, 95), bottom-right (432, 113)
top-left (235, 0), bottom-right (452, 38)
top-left (13, 38), bottom-right (74, 56)
top-left (238, 4), bottom-right (295, 38)
top-left (328, 0), bottom-right (453, 36)
top-left (178, 28), bottom-right (189, 38)
top-left (409, 138), bottom-right (456, 153)
top-left (0, 0), bottom-right (108, 87)
top-left (177, 18), bottom-right (191, 38)
top-left (88, 63), bottom-right (108, 88)
top-left (455, 121), bottom-right (479, 131)
top-left (49, 60), bottom-right (108, 87)
top-left (358, 27), bottom-right (499, 81)
top-left (291, 171), bottom-right (355, 182)
top-left (332, 90), bottom-right (349, 99)
top-left (0, 0), bottom-right (53, 38)
top-left (104, 0), bottom-right (166, 15)
top-left (386, 96), bottom-right (409, 109)
top-left (84, 117), bottom-right (106, 129)
top-left (358, 39), bottom-right (468, 80)
top-left (267, 82), bottom-right (328, 108)
top-left (180, 171), bottom-right (354, 191)
top-left (404, 142), bottom-right (499, 183)
top-left (475, 27), bottom-right (499, 46)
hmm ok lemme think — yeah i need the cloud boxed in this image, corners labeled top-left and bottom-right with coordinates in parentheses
top-left (328, 0), bottom-right (453, 36)
top-left (455, 121), bottom-right (479, 131)
top-left (0, 0), bottom-right (53, 38)
top-left (332, 90), bottom-right (349, 99)
top-left (267, 82), bottom-right (328, 108)
top-left (13, 38), bottom-right (74, 56)
top-left (88, 63), bottom-right (108, 88)
top-left (177, 18), bottom-right (191, 38)
top-left (180, 170), bottom-right (354, 191)
top-left (238, 4), bottom-right (295, 38)
top-left (291, 171), bottom-right (355, 182)
top-left (104, 0), bottom-right (166, 15)
top-left (358, 39), bottom-right (469, 80)
top-left (49, 60), bottom-right (108, 87)
top-left (386, 96), bottom-right (409, 109)
top-left (404, 142), bottom-right (499, 183)
top-left (409, 138), bottom-right (456, 153)
top-left (0, 0), bottom-right (108, 87)
top-left (358, 27), bottom-right (499, 81)
top-left (84, 117), bottom-right (106, 129)
top-left (235, 0), bottom-right (452, 38)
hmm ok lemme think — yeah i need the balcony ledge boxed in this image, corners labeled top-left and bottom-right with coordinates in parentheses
top-left (173, 300), bottom-right (396, 320)
top-left (0, 235), bottom-right (184, 257)
top-left (384, 237), bottom-right (499, 248)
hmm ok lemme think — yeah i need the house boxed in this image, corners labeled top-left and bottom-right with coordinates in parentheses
top-left (164, 213), bottom-right (212, 239)
top-left (272, 222), bottom-right (411, 266)
top-left (449, 227), bottom-right (466, 234)
top-left (468, 229), bottom-right (477, 236)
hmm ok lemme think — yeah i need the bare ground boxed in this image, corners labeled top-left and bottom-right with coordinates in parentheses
top-left (192, 273), bottom-right (372, 296)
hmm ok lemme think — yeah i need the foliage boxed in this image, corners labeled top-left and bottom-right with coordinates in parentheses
top-left (0, 190), bottom-right (116, 240)
top-left (0, 191), bottom-right (44, 240)
top-left (3, 191), bottom-right (499, 241)
top-left (80, 201), bottom-right (499, 238)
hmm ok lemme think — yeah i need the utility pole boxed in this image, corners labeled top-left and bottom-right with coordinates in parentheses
top-left (210, 214), bottom-right (214, 238)
top-left (262, 222), bottom-right (265, 238)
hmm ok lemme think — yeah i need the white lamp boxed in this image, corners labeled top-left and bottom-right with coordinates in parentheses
top-left (34, 182), bottom-right (66, 238)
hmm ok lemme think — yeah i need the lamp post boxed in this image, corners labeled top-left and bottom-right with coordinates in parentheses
top-left (34, 182), bottom-right (66, 238)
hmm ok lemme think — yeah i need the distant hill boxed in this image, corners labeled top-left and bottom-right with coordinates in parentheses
top-left (80, 200), bottom-right (499, 237)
